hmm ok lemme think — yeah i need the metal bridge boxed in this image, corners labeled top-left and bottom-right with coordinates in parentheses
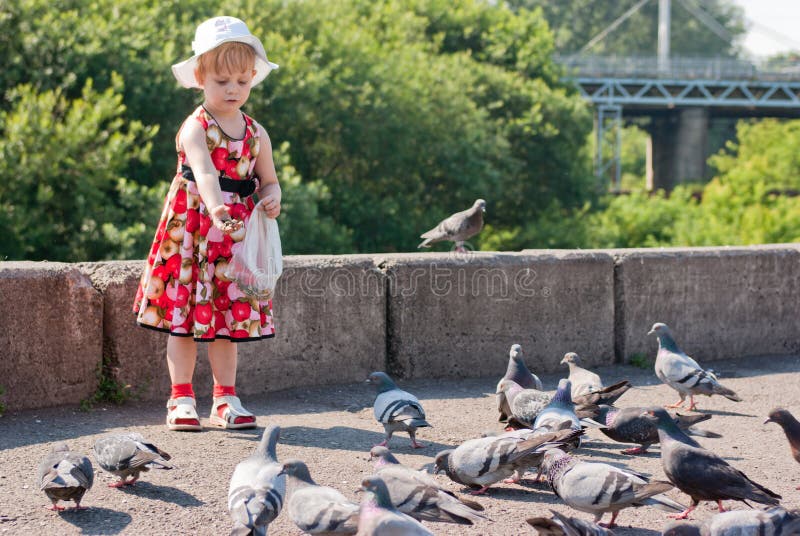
top-left (556, 0), bottom-right (800, 191)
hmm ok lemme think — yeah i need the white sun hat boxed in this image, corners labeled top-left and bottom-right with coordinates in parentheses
top-left (171, 16), bottom-right (279, 89)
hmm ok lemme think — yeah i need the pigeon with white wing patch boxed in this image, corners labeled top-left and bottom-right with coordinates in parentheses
top-left (38, 443), bottom-right (94, 511)
top-left (92, 432), bottom-right (171, 488)
top-left (366, 372), bottom-right (430, 449)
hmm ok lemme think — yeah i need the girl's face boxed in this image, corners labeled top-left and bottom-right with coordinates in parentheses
top-left (200, 66), bottom-right (256, 115)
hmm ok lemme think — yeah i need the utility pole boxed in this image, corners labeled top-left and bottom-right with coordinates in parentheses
top-left (658, 0), bottom-right (671, 74)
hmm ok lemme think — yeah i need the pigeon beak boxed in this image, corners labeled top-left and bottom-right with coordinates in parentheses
top-left (763, 418), bottom-right (773, 425)
top-left (647, 329), bottom-right (655, 335)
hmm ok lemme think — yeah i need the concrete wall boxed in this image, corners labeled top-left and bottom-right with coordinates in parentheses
top-left (1, 244), bottom-right (799, 411)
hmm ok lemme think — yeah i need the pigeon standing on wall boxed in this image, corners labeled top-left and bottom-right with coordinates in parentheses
top-left (643, 407), bottom-right (781, 520)
top-left (92, 433), bottom-right (172, 487)
top-left (496, 344), bottom-right (543, 423)
top-left (527, 509), bottom-right (615, 536)
top-left (369, 445), bottom-right (489, 525)
top-left (279, 459), bottom-right (359, 534)
top-left (561, 353), bottom-right (603, 398)
top-left (228, 425), bottom-right (286, 536)
top-left (418, 199), bottom-right (486, 252)
top-left (587, 404), bottom-right (720, 455)
top-left (356, 476), bottom-right (433, 536)
top-left (764, 407), bottom-right (800, 489)
top-left (648, 323), bottom-right (742, 410)
top-left (366, 372), bottom-right (430, 449)
top-left (541, 449), bottom-right (685, 528)
top-left (38, 443), bottom-right (94, 511)
top-left (661, 506), bottom-right (800, 536)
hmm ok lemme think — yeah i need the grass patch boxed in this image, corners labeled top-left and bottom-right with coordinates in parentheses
top-left (80, 358), bottom-right (136, 411)
top-left (628, 352), bottom-right (653, 370)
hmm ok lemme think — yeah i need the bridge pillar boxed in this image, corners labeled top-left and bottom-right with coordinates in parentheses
top-left (647, 108), bottom-right (709, 191)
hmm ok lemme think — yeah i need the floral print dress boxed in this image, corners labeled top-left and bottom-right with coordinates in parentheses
top-left (133, 105), bottom-right (275, 342)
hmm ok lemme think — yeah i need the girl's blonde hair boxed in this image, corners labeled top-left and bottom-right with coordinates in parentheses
top-left (195, 42), bottom-right (256, 82)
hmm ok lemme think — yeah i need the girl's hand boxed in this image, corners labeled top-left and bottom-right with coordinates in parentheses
top-left (258, 195), bottom-right (281, 219)
top-left (209, 204), bottom-right (243, 234)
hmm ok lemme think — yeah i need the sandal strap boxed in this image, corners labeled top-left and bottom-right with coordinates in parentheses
top-left (167, 396), bottom-right (197, 408)
top-left (167, 397), bottom-right (200, 423)
top-left (212, 395), bottom-right (254, 420)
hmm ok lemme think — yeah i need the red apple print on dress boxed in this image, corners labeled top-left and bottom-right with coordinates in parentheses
top-left (211, 147), bottom-right (230, 170)
top-left (172, 189), bottom-right (187, 214)
top-left (231, 300), bottom-right (251, 322)
top-left (195, 301), bottom-right (213, 325)
top-left (199, 213), bottom-right (212, 236)
top-left (224, 158), bottom-right (239, 179)
top-left (214, 292), bottom-right (231, 311)
top-left (228, 203), bottom-right (247, 221)
top-left (165, 253), bottom-right (182, 280)
top-left (232, 329), bottom-right (249, 339)
top-left (174, 285), bottom-right (190, 308)
top-left (185, 209), bottom-right (199, 233)
top-left (213, 311), bottom-right (227, 333)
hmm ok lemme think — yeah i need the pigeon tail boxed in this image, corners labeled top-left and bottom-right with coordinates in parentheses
top-left (406, 418), bottom-right (431, 428)
top-left (685, 426), bottom-right (722, 439)
top-left (634, 482), bottom-right (686, 513)
top-left (711, 383), bottom-right (742, 402)
top-left (254, 425), bottom-right (281, 461)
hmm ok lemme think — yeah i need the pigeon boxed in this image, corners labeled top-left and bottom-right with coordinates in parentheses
top-left (228, 425), bottom-right (286, 536)
top-left (366, 371), bottom-right (430, 449)
top-left (533, 379), bottom-right (585, 433)
top-left (661, 506), bottom-right (800, 536)
top-left (356, 476), bottom-right (432, 536)
top-left (37, 443), bottom-right (94, 511)
top-left (643, 407), bottom-right (781, 520)
top-left (541, 449), bottom-right (685, 528)
top-left (496, 378), bottom-right (551, 429)
top-left (418, 199), bottom-right (486, 252)
top-left (572, 380), bottom-right (632, 408)
top-left (497, 343), bottom-right (543, 423)
top-left (527, 509), bottom-right (615, 536)
top-left (561, 352), bottom-right (603, 398)
top-left (279, 459), bottom-right (359, 534)
top-left (648, 323), bottom-right (742, 410)
top-left (434, 428), bottom-right (583, 494)
top-left (92, 432), bottom-right (172, 487)
top-left (586, 404), bottom-right (720, 455)
top-left (369, 445), bottom-right (489, 525)
top-left (764, 407), bottom-right (800, 489)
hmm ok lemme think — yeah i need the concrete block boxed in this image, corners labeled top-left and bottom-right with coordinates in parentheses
top-left (0, 262), bottom-right (102, 410)
top-left (383, 251), bottom-right (615, 380)
top-left (238, 255), bottom-right (386, 395)
top-left (614, 245), bottom-right (800, 363)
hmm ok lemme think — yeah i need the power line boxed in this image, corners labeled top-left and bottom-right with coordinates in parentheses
top-left (676, 0), bottom-right (734, 43)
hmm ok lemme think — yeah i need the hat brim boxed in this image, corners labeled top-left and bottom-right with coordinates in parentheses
top-left (171, 36), bottom-right (278, 89)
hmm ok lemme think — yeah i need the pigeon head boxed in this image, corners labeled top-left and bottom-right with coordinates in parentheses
top-left (474, 199), bottom-right (486, 212)
top-left (540, 448), bottom-right (570, 476)
top-left (509, 344), bottom-right (522, 360)
top-left (551, 378), bottom-right (574, 406)
top-left (559, 352), bottom-right (581, 366)
top-left (647, 322), bottom-right (671, 336)
top-left (365, 371), bottom-right (397, 393)
top-left (640, 407), bottom-right (678, 429)
top-left (764, 407), bottom-right (794, 427)
top-left (279, 458), bottom-right (314, 483)
top-left (433, 450), bottom-right (453, 475)
top-left (369, 446), bottom-right (400, 467)
top-left (359, 476), bottom-right (393, 508)
top-left (660, 521), bottom-right (702, 536)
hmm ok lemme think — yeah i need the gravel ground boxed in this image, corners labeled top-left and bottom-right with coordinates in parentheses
top-left (1, 354), bottom-right (799, 535)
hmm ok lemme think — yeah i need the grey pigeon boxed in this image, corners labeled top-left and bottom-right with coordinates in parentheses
top-left (661, 506), bottom-right (800, 536)
top-left (418, 199), bottom-right (486, 252)
top-left (587, 404), bottom-right (720, 455)
top-left (497, 378), bottom-right (551, 429)
top-left (541, 449), bottom-right (685, 528)
top-left (561, 353), bottom-right (603, 398)
top-left (533, 379), bottom-right (587, 433)
top-left (527, 509), bottom-right (615, 535)
top-left (649, 323), bottom-right (742, 410)
top-left (643, 407), bottom-right (781, 520)
top-left (496, 343), bottom-right (543, 423)
top-left (764, 408), bottom-right (800, 489)
top-left (369, 446), bottom-right (489, 525)
top-left (434, 428), bottom-right (583, 494)
top-left (92, 432), bottom-right (171, 487)
top-left (279, 459), bottom-right (358, 534)
top-left (366, 372), bottom-right (430, 449)
top-left (356, 476), bottom-right (432, 536)
top-left (228, 425), bottom-right (286, 536)
top-left (572, 380), bottom-right (632, 408)
top-left (38, 443), bottom-right (94, 511)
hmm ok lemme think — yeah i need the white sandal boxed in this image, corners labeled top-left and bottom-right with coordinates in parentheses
top-left (209, 395), bottom-right (257, 429)
top-left (166, 397), bottom-right (202, 431)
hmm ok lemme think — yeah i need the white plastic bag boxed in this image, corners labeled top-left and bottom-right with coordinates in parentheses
top-left (225, 208), bottom-right (282, 300)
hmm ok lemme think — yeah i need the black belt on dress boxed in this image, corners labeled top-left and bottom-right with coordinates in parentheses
top-left (181, 165), bottom-right (256, 197)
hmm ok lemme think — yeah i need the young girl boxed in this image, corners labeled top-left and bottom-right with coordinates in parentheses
top-left (133, 16), bottom-right (281, 431)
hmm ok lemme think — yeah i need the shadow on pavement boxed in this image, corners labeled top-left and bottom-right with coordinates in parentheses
top-left (57, 506), bottom-right (132, 535)
top-left (277, 425), bottom-right (453, 453)
top-left (116, 481), bottom-right (204, 506)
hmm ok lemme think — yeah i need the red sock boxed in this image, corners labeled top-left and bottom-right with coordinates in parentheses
top-left (213, 385), bottom-right (254, 424)
top-left (213, 385), bottom-right (236, 398)
top-left (171, 383), bottom-right (195, 399)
